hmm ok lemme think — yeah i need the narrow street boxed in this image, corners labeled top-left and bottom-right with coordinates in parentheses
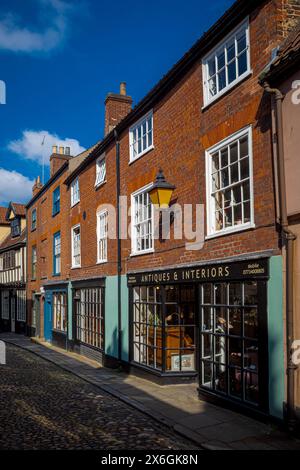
top-left (0, 344), bottom-right (198, 450)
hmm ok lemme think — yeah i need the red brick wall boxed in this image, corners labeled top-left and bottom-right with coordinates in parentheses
top-left (26, 169), bottom-right (71, 335)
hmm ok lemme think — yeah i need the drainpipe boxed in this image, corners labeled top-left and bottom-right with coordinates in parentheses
top-left (262, 81), bottom-right (298, 431)
top-left (114, 129), bottom-right (122, 365)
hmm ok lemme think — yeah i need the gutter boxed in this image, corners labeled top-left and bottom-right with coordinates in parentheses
top-left (261, 81), bottom-right (298, 432)
top-left (114, 129), bottom-right (122, 365)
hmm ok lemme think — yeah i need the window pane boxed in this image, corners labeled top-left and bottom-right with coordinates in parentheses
top-left (217, 51), bottom-right (225, 70)
top-left (229, 367), bottom-right (242, 398)
top-left (227, 40), bottom-right (235, 61)
top-left (202, 361), bottom-right (213, 388)
top-left (240, 157), bottom-right (249, 179)
top-left (229, 283), bottom-right (242, 305)
top-left (215, 307), bottom-right (227, 333)
top-left (208, 57), bottom-right (216, 77)
top-left (218, 69), bottom-right (226, 91)
top-left (229, 337), bottom-right (242, 367)
top-left (229, 308), bottom-right (242, 336)
top-left (238, 51), bottom-right (248, 76)
top-left (245, 372), bottom-right (259, 404)
top-left (215, 363), bottom-right (227, 393)
top-left (244, 282), bottom-right (257, 305)
top-left (244, 340), bottom-right (259, 372)
top-left (220, 148), bottom-right (228, 168)
top-left (227, 60), bottom-right (236, 84)
top-left (237, 32), bottom-right (247, 53)
top-left (244, 308), bottom-right (258, 338)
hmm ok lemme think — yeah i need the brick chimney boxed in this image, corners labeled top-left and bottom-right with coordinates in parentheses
top-left (50, 145), bottom-right (72, 177)
top-left (32, 176), bottom-right (43, 196)
top-left (104, 82), bottom-right (133, 136)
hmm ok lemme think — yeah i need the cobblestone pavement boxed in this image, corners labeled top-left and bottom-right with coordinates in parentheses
top-left (0, 344), bottom-right (199, 450)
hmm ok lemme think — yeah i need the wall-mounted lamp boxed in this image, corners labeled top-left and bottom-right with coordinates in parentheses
top-left (149, 169), bottom-right (175, 209)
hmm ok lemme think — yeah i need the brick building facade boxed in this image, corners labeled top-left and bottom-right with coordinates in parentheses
top-left (26, 0), bottom-right (300, 422)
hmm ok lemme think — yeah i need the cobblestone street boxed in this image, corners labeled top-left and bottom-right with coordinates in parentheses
top-left (0, 344), bottom-right (198, 450)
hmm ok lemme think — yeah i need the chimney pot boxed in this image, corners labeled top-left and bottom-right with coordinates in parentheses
top-left (52, 145), bottom-right (57, 154)
top-left (120, 82), bottom-right (126, 96)
top-left (59, 146), bottom-right (64, 155)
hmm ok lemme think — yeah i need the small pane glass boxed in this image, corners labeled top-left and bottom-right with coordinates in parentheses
top-left (244, 307), bottom-right (258, 339)
top-left (229, 283), bottom-right (242, 305)
top-left (202, 361), bottom-right (213, 388)
top-left (238, 51), bottom-right (248, 76)
top-left (229, 337), bottom-right (242, 367)
top-left (245, 372), bottom-right (259, 404)
top-left (228, 308), bottom-right (242, 336)
top-left (229, 367), bottom-right (242, 398)
top-left (244, 282), bottom-right (257, 305)
top-left (202, 306), bottom-right (213, 331)
top-left (218, 69), bottom-right (226, 91)
top-left (244, 340), bottom-right (259, 372)
top-left (215, 363), bottom-right (227, 393)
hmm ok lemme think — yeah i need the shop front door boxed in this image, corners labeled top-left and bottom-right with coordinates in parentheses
top-left (198, 280), bottom-right (268, 412)
top-left (44, 292), bottom-right (52, 342)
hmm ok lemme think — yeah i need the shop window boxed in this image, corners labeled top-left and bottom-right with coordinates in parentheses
top-left (74, 287), bottom-right (104, 350)
top-left (1, 291), bottom-right (9, 319)
top-left (16, 290), bottom-right (26, 322)
top-left (132, 285), bottom-right (196, 373)
top-left (206, 126), bottom-right (254, 237)
top-left (53, 292), bottom-right (67, 332)
top-left (200, 281), bottom-right (259, 405)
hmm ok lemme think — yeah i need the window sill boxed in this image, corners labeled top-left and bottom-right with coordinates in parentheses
top-left (202, 70), bottom-right (253, 111)
top-left (52, 273), bottom-right (61, 277)
top-left (31, 228), bottom-right (36, 233)
top-left (205, 222), bottom-right (255, 240)
top-left (52, 212), bottom-right (60, 218)
top-left (129, 145), bottom-right (154, 165)
top-left (96, 260), bottom-right (107, 265)
top-left (71, 201), bottom-right (80, 208)
top-left (71, 265), bottom-right (81, 269)
top-left (95, 180), bottom-right (107, 190)
top-left (130, 249), bottom-right (154, 257)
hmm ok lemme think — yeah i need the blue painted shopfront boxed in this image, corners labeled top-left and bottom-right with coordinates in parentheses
top-left (44, 286), bottom-right (68, 343)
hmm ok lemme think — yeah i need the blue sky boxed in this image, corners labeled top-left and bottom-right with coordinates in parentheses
top-left (0, 0), bottom-right (234, 205)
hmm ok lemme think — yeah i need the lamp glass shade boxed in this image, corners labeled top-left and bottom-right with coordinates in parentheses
top-left (149, 187), bottom-right (173, 209)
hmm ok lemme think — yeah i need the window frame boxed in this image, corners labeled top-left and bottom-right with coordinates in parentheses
top-left (52, 186), bottom-right (60, 216)
top-left (71, 177), bottom-right (80, 207)
top-left (53, 231), bottom-right (61, 276)
top-left (31, 245), bottom-right (37, 280)
top-left (97, 209), bottom-right (108, 264)
top-left (129, 110), bottom-right (154, 163)
top-left (11, 218), bottom-right (21, 237)
top-left (31, 208), bottom-right (37, 231)
top-left (131, 183), bottom-right (155, 256)
top-left (205, 126), bottom-right (255, 239)
top-left (71, 224), bottom-right (81, 268)
top-left (95, 156), bottom-right (106, 188)
top-left (202, 19), bottom-right (251, 107)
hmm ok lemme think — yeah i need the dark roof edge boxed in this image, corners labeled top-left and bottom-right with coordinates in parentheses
top-left (65, 0), bottom-right (265, 186)
top-left (26, 162), bottom-right (69, 209)
top-left (260, 49), bottom-right (300, 84)
top-left (0, 239), bottom-right (26, 253)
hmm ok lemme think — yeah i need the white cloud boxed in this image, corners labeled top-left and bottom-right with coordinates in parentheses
top-left (0, 0), bottom-right (74, 53)
top-left (0, 169), bottom-right (34, 205)
top-left (8, 130), bottom-right (86, 165)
